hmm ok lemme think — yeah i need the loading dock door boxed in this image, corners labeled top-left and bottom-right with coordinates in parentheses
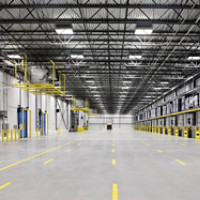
top-left (18, 108), bottom-right (28, 138)
top-left (107, 124), bottom-right (112, 130)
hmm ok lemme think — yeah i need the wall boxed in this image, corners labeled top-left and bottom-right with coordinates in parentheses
top-left (0, 71), bottom-right (68, 136)
top-left (89, 114), bottom-right (133, 131)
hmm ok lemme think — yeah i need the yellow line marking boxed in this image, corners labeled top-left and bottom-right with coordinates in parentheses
top-left (66, 149), bottom-right (71, 152)
top-left (157, 149), bottom-right (162, 153)
top-left (112, 184), bottom-right (118, 200)
top-left (0, 139), bottom-right (78, 172)
top-left (112, 159), bottom-right (116, 165)
top-left (112, 149), bottom-right (115, 153)
top-left (0, 182), bottom-right (11, 190)
top-left (43, 158), bottom-right (53, 165)
top-left (77, 143), bottom-right (81, 147)
top-left (146, 144), bottom-right (150, 146)
top-left (176, 159), bottom-right (186, 165)
top-left (112, 144), bottom-right (115, 146)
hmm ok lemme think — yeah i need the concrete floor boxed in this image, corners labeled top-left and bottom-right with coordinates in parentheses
top-left (1, 128), bottom-right (200, 200)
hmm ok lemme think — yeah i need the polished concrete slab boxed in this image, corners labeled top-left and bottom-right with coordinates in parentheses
top-left (1, 129), bottom-right (200, 199)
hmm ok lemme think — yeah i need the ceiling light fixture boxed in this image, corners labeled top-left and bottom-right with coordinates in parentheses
top-left (129, 55), bottom-right (142, 59)
top-left (71, 54), bottom-right (84, 59)
top-left (55, 23), bottom-right (74, 35)
top-left (187, 56), bottom-right (200, 60)
top-left (135, 24), bottom-right (153, 35)
top-left (135, 29), bottom-right (152, 35)
top-left (3, 60), bottom-right (14, 66)
top-left (7, 54), bottom-right (21, 59)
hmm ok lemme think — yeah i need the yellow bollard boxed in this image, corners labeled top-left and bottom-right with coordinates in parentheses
top-left (35, 129), bottom-right (38, 137)
top-left (11, 129), bottom-right (13, 141)
top-left (18, 129), bottom-right (20, 140)
top-left (14, 129), bottom-right (16, 141)
top-left (1, 129), bottom-right (4, 142)
top-left (6, 130), bottom-right (8, 142)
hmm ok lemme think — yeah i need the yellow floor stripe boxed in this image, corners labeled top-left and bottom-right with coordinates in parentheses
top-left (43, 158), bottom-right (54, 165)
top-left (66, 149), bottom-right (71, 152)
top-left (112, 144), bottom-right (115, 146)
top-left (112, 149), bottom-right (115, 153)
top-left (146, 144), bottom-right (150, 146)
top-left (0, 139), bottom-right (78, 172)
top-left (0, 182), bottom-right (11, 190)
top-left (77, 143), bottom-right (81, 147)
top-left (112, 184), bottom-right (118, 200)
top-left (176, 159), bottom-right (186, 165)
top-left (157, 149), bottom-right (162, 153)
top-left (112, 159), bottom-right (116, 165)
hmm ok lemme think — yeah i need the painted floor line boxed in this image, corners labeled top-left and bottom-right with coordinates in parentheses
top-left (66, 149), bottom-right (72, 152)
top-left (157, 149), bottom-right (162, 153)
top-left (176, 159), bottom-right (186, 165)
top-left (112, 184), bottom-right (118, 200)
top-left (43, 158), bottom-right (54, 165)
top-left (112, 149), bottom-right (115, 153)
top-left (112, 159), bottom-right (116, 165)
top-left (0, 182), bottom-right (11, 190)
top-left (0, 139), bottom-right (78, 172)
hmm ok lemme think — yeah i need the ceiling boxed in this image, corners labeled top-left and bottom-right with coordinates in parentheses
top-left (0, 0), bottom-right (200, 114)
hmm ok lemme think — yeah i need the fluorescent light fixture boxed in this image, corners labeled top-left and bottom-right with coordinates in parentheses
top-left (135, 28), bottom-right (153, 35)
top-left (71, 54), bottom-right (84, 59)
top-left (7, 54), bottom-right (21, 59)
top-left (3, 60), bottom-right (14, 66)
top-left (187, 56), bottom-right (200, 60)
top-left (55, 28), bottom-right (73, 34)
top-left (129, 55), bottom-right (142, 59)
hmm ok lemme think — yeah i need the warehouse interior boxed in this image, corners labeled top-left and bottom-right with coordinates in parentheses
top-left (1, 1), bottom-right (200, 199)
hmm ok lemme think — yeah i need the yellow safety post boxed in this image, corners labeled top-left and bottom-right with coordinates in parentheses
top-left (40, 128), bottom-right (42, 137)
top-left (6, 130), bottom-right (9, 142)
top-left (35, 129), bottom-right (37, 137)
top-left (196, 126), bottom-right (200, 139)
top-left (175, 126), bottom-right (180, 137)
top-left (183, 126), bottom-right (190, 138)
top-left (29, 109), bottom-right (31, 138)
top-left (57, 128), bottom-right (61, 134)
top-left (14, 129), bottom-right (17, 141)
top-left (18, 129), bottom-right (20, 140)
top-left (1, 130), bottom-right (3, 142)
top-left (168, 126), bottom-right (173, 135)
top-left (163, 126), bottom-right (166, 135)
top-left (11, 129), bottom-right (13, 141)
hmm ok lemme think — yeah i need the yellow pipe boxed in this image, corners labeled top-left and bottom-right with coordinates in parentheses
top-left (50, 60), bottom-right (56, 86)
top-left (58, 71), bottom-right (62, 91)
top-left (63, 74), bottom-right (66, 94)
top-left (24, 54), bottom-right (28, 82)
